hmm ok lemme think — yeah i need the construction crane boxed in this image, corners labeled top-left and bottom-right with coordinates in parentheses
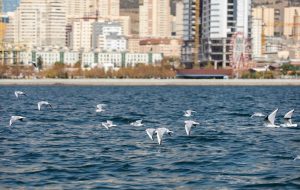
top-left (194, 0), bottom-right (200, 68)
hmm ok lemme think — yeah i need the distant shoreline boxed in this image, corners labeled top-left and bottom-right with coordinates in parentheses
top-left (0, 79), bottom-right (300, 86)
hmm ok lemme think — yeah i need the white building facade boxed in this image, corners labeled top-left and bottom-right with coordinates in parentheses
top-left (12, 0), bottom-right (66, 47)
top-left (17, 50), bottom-right (163, 69)
top-left (92, 21), bottom-right (126, 51)
top-left (97, 34), bottom-right (127, 52)
top-left (70, 19), bottom-right (95, 51)
top-left (46, 0), bottom-right (67, 47)
top-left (251, 18), bottom-right (262, 59)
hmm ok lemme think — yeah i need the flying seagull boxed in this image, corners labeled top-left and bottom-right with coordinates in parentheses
top-left (155, 127), bottom-right (173, 145)
top-left (250, 112), bottom-right (265, 118)
top-left (184, 120), bottom-right (200, 136)
top-left (145, 128), bottom-right (173, 145)
top-left (9, 116), bottom-right (26, 127)
top-left (130, 120), bottom-right (143, 127)
top-left (280, 109), bottom-right (297, 127)
top-left (96, 104), bottom-right (106, 112)
top-left (294, 155), bottom-right (300, 161)
top-left (184, 110), bottom-right (196, 117)
top-left (264, 108), bottom-right (279, 128)
top-left (38, 101), bottom-right (52, 111)
top-left (101, 120), bottom-right (116, 129)
top-left (15, 91), bottom-right (26, 98)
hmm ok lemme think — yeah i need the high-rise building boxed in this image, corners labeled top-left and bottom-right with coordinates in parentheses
top-left (98, 0), bottom-right (119, 17)
top-left (46, 0), bottom-right (66, 47)
top-left (66, 0), bottom-right (94, 19)
top-left (251, 18), bottom-right (263, 58)
top-left (181, 0), bottom-right (251, 69)
top-left (139, 0), bottom-right (171, 38)
top-left (252, 7), bottom-right (275, 37)
top-left (14, 0), bottom-right (48, 47)
top-left (201, 0), bottom-right (251, 68)
top-left (3, 12), bottom-right (15, 43)
top-left (69, 19), bottom-right (94, 51)
top-left (181, 0), bottom-right (200, 68)
top-left (284, 7), bottom-right (300, 38)
top-left (293, 11), bottom-right (300, 41)
top-left (14, 0), bottom-right (66, 47)
top-left (175, 1), bottom-right (184, 38)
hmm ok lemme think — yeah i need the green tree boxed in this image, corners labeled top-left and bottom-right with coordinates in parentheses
top-left (37, 56), bottom-right (43, 70)
top-left (281, 64), bottom-right (300, 75)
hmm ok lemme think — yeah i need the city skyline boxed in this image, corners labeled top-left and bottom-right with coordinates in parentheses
top-left (1, 0), bottom-right (300, 79)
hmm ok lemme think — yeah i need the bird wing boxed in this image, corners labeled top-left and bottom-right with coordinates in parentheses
top-left (265, 108), bottom-right (278, 125)
top-left (146, 128), bottom-right (156, 141)
top-left (9, 116), bottom-right (25, 126)
top-left (15, 91), bottom-right (19, 98)
top-left (156, 128), bottom-right (167, 145)
top-left (97, 104), bottom-right (105, 109)
top-left (284, 109), bottom-right (294, 119)
top-left (37, 102), bottom-right (42, 110)
top-left (136, 120), bottom-right (142, 124)
top-left (283, 110), bottom-right (294, 125)
top-left (9, 117), bottom-right (16, 126)
top-left (192, 121), bottom-right (199, 125)
top-left (102, 122), bottom-right (109, 129)
top-left (185, 122), bottom-right (193, 136)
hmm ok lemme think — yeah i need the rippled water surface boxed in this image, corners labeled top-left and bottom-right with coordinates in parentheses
top-left (0, 86), bottom-right (300, 189)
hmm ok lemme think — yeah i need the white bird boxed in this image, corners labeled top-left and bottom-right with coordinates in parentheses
top-left (155, 127), bottom-right (173, 145)
top-left (280, 109), bottom-right (297, 127)
top-left (9, 116), bottom-right (26, 127)
top-left (294, 155), bottom-right (300, 161)
top-left (184, 120), bottom-right (200, 136)
top-left (145, 128), bottom-right (156, 141)
top-left (101, 120), bottom-right (116, 129)
top-left (15, 91), bottom-right (26, 98)
top-left (184, 110), bottom-right (196, 117)
top-left (37, 101), bottom-right (52, 111)
top-left (96, 104), bottom-right (106, 112)
top-left (250, 112), bottom-right (265, 118)
top-left (130, 120), bottom-right (143, 127)
top-left (264, 108), bottom-right (279, 128)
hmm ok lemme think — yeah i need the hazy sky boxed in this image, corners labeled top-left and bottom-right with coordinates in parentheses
top-left (3, 0), bottom-right (20, 13)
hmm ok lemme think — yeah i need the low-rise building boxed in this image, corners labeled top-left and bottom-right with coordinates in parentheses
top-left (98, 33), bottom-right (127, 52)
top-left (16, 49), bottom-right (163, 69)
top-left (128, 38), bottom-right (182, 57)
top-left (92, 22), bottom-right (123, 50)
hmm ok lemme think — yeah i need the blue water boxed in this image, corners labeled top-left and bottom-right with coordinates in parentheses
top-left (0, 86), bottom-right (300, 189)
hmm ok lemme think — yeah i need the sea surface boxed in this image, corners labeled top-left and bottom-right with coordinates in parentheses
top-left (0, 86), bottom-right (300, 189)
